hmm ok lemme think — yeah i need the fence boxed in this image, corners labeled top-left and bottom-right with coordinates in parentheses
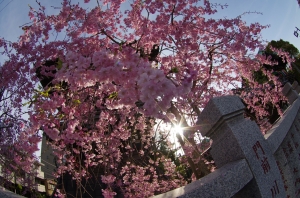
top-left (154, 82), bottom-right (300, 198)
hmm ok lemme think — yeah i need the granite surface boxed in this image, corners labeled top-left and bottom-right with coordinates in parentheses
top-left (152, 159), bottom-right (252, 198)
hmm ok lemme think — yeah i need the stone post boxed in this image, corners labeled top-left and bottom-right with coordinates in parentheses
top-left (197, 95), bottom-right (286, 198)
top-left (282, 82), bottom-right (299, 105)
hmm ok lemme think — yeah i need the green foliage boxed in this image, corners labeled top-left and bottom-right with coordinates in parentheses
top-left (35, 193), bottom-right (47, 198)
top-left (15, 183), bottom-right (22, 194)
top-left (72, 99), bottom-right (81, 105)
top-left (35, 87), bottom-right (52, 98)
top-left (156, 136), bottom-right (192, 181)
top-left (292, 56), bottom-right (300, 83)
top-left (56, 58), bottom-right (63, 70)
top-left (253, 70), bottom-right (268, 84)
top-left (175, 159), bottom-right (193, 182)
top-left (265, 39), bottom-right (299, 57)
top-left (108, 92), bottom-right (118, 99)
top-left (243, 39), bottom-right (300, 126)
top-left (264, 39), bottom-right (300, 84)
top-left (169, 67), bottom-right (179, 74)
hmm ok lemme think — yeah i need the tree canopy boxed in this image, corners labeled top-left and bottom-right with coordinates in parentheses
top-left (0, 0), bottom-right (295, 197)
top-left (265, 39), bottom-right (299, 58)
top-left (241, 39), bottom-right (300, 127)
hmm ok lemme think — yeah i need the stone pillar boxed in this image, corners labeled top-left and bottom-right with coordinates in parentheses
top-left (282, 82), bottom-right (299, 105)
top-left (274, 116), bottom-right (300, 197)
top-left (197, 95), bottom-right (286, 198)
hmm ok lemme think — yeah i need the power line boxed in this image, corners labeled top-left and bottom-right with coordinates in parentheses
top-left (0, 0), bottom-right (4, 5)
top-left (0, 0), bottom-right (13, 14)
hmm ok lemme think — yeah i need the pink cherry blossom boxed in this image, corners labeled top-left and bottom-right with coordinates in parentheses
top-left (0, 0), bottom-right (291, 197)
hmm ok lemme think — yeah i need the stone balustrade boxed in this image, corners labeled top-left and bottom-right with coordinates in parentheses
top-left (154, 82), bottom-right (300, 198)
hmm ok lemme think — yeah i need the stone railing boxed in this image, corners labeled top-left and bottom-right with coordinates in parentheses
top-left (154, 82), bottom-right (300, 198)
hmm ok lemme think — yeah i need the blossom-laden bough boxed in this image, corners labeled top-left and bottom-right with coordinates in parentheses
top-left (0, 0), bottom-right (293, 197)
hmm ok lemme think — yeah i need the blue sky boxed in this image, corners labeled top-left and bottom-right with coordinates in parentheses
top-left (209, 0), bottom-right (300, 50)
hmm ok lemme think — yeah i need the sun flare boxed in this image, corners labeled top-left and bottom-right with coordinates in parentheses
top-left (173, 124), bottom-right (184, 137)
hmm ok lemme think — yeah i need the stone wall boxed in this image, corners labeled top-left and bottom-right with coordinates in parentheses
top-left (154, 82), bottom-right (300, 198)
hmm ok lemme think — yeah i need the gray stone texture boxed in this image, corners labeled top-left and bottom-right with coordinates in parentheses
top-left (292, 81), bottom-right (299, 89)
top-left (198, 95), bottom-right (285, 198)
top-left (197, 95), bottom-right (245, 136)
top-left (276, 116), bottom-right (300, 197)
top-left (152, 159), bottom-right (252, 198)
top-left (282, 82), bottom-right (299, 104)
top-left (291, 81), bottom-right (300, 94)
top-left (274, 145), bottom-right (295, 197)
top-left (233, 179), bottom-right (262, 198)
top-left (265, 98), bottom-right (300, 154)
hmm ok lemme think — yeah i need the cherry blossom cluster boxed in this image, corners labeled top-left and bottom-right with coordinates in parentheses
top-left (0, 0), bottom-right (291, 197)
